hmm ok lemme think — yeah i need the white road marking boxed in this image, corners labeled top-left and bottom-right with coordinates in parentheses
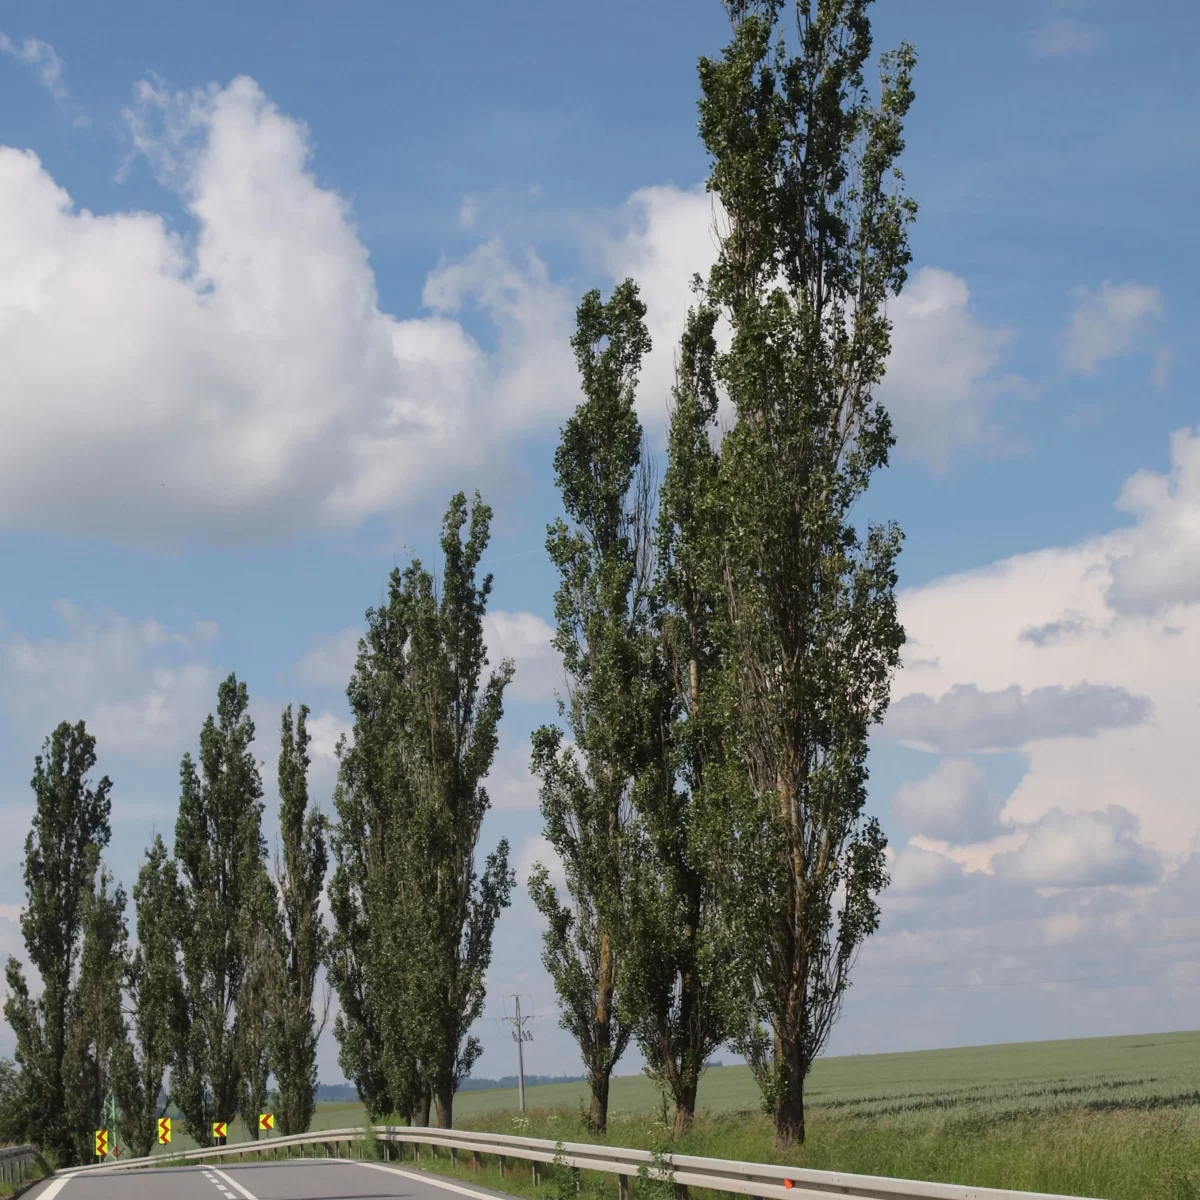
top-left (356, 1161), bottom-right (514, 1200)
top-left (211, 1166), bottom-right (259, 1200)
top-left (36, 1179), bottom-right (72, 1197)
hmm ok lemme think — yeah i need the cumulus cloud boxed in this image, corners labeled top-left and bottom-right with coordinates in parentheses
top-left (0, 602), bottom-right (222, 759)
top-left (0, 76), bottom-right (576, 547)
top-left (878, 267), bottom-right (1018, 471)
top-left (515, 834), bottom-right (566, 893)
top-left (1061, 281), bottom-right (1163, 373)
top-left (1106, 426), bottom-right (1200, 615)
top-left (483, 611), bottom-right (560, 704)
top-left (885, 682), bottom-right (1152, 754)
top-left (893, 757), bottom-right (1014, 844)
top-left (991, 805), bottom-right (1161, 888)
top-left (888, 844), bottom-right (968, 896)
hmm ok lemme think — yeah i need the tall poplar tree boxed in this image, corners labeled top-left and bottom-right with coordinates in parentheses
top-left (695, 0), bottom-right (915, 1148)
top-left (113, 835), bottom-right (185, 1157)
top-left (269, 703), bottom-right (329, 1135)
top-left (63, 868), bottom-right (128, 1164)
top-left (328, 493), bottom-right (514, 1129)
top-left (3, 721), bottom-right (113, 1164)
top-left (172, 674), bottom-right (270, 1146)
top-left (528, 281), bottom-right (658, 1134)
top-left (621, 303), bottom-right (739, 1135)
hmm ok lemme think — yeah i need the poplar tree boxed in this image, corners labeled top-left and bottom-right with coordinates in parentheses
top-left (695, 0), bottom-right (914, 1148)
top-left (528, 281), bottom-right (657, 1134)
top-left (621, 304), bottom-right (739, 1135)
top-left (172, 674), bottom-right (270, 1146)
top-left (63, 868), bottom-right (128, 1164)
top-left (3, 721), bottom-right (113, 1164)
top-left (269, 704), bottom-right (329, 1135)
top-left (329, 493), bottom-right (514, 1129)
top-left (113, 835), bottom-right (185, 1157)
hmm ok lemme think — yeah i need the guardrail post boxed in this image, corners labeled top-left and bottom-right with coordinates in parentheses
top-left (471, 1151), bottom-right (480, 1172)
top-left (619, 1173), bottom-right (631, 1200)
top-left (533, 1160), bottom-right (541, 1185)
top-left (499, 1155), bottom-right (506, 1177)
top-left (451, 1147), bottom-right (458, 1165)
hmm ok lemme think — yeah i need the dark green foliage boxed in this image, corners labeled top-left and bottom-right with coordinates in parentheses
top-left (113, 835), bottom-right (185, 1157)
top-left (3, 721), bottom-right (113, 1164)
top-left (172, 674), bottom-right (272, 1145)
top-left (621, 302), bottom-right (740, 1135)
top-left (529, 280), bottom-right (657, 1134)
top-left (328, 492), bottom-right (514, 1130)
top-left (0, 1058), bottom-right (27, 1145)
top-left (695, 0), bottom-right (916, 1149)
top-left (269, 704), bottom-right (329, 1135)
top-left (63, 868), bottom-right (128, 1164)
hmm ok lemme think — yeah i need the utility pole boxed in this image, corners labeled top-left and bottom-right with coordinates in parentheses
top-left (504, 995), bottom-right (533, 1113)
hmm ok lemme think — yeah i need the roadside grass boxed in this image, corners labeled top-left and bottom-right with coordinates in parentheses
top-left (93, 1029), bottom-right (1200, 1198)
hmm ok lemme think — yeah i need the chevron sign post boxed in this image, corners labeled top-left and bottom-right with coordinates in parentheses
top-left (258, 1113), bottom-right (274, 1133)
top-left (158, 1117), bottom-right (172, 1145)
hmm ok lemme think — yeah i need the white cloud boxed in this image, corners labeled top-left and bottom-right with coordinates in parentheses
top-left (891, 427), bottom-right (1200, 856)
top-left (1061, 281), bottom-right (1164, 373)
top-left (486, 735), bottom-right (542, 812)
top-left (885, 682), bottom-right (1152, 754)
top-left (879, 268), bottom-right (1018, 471)
top-left (893, 757), bottom-right (1014, 844)
top-left (483, 611), bottom-right (560, 704)
top-left (1028, 17), bottom-right (1106, 59)
top-left (0, 76), bottom-right (576, 547)
top-left (991, 805), bottom-right (1161, 888)
top-left (1106, 426), bottom-right (1200, 615)
top-left (515, 833), bottom-right (566, 893)
top-left (0, 603), bottom-right (222, 759)
top-left (888, 844), bottom-right (968, 896)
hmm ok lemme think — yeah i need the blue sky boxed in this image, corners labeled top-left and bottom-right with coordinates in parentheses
top-left (2, 0), bottom-right (1199, 1088)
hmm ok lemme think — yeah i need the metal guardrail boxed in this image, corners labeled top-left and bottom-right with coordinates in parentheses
top-left (53, 1124), bottom-right (1103, 1200)
top-left (0, 1143), bottom-right (47, 1189)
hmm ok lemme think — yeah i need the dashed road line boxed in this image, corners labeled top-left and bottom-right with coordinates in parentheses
top-left (211, 1165), bottom-right (259, 1200)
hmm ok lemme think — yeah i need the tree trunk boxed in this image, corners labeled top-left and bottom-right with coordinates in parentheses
top-left (589, 1071), bottom-right (610, 1134)
top-left (772, 1038), bottom-right (807, 1150)
top-left (415, 1084), bottom-right (431, 1128)
top-left (672, 1070), bottom-right (700, 1137)
top-left (434, 1081), bottom-right (454, 1129)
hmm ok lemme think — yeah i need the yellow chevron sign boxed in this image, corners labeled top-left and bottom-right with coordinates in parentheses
top-left (212, 1121), bottom-right (227, 1140)
top-left (94, 1129), bottom-right (108, 1158)
top-left (258, 1113), bottom-right (274, 1132)
top-left (158, 1116), bottom-right (172, 1144)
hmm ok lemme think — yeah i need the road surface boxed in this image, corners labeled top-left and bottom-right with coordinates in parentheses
top-left (22, 1159), bottom-right (521, 1200)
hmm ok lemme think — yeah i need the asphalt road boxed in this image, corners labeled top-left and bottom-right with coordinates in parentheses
top-left (22, 1159), bottom-right (521, 1200)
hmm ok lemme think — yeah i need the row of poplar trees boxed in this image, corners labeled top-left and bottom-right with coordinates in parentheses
top-left (1, 688), bottom-right (329, 1165)
top-left (1, 489), bottom-right (516, 1163)
top-left (521, 0), bottom-right (917, 1150)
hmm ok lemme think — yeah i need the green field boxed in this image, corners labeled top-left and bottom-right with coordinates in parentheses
top-left (132, 1029), bottom-right (1200, 1198)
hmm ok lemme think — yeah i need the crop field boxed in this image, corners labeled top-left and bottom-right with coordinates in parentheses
top-left (141, 1030), bottom-right (1200, 1198)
